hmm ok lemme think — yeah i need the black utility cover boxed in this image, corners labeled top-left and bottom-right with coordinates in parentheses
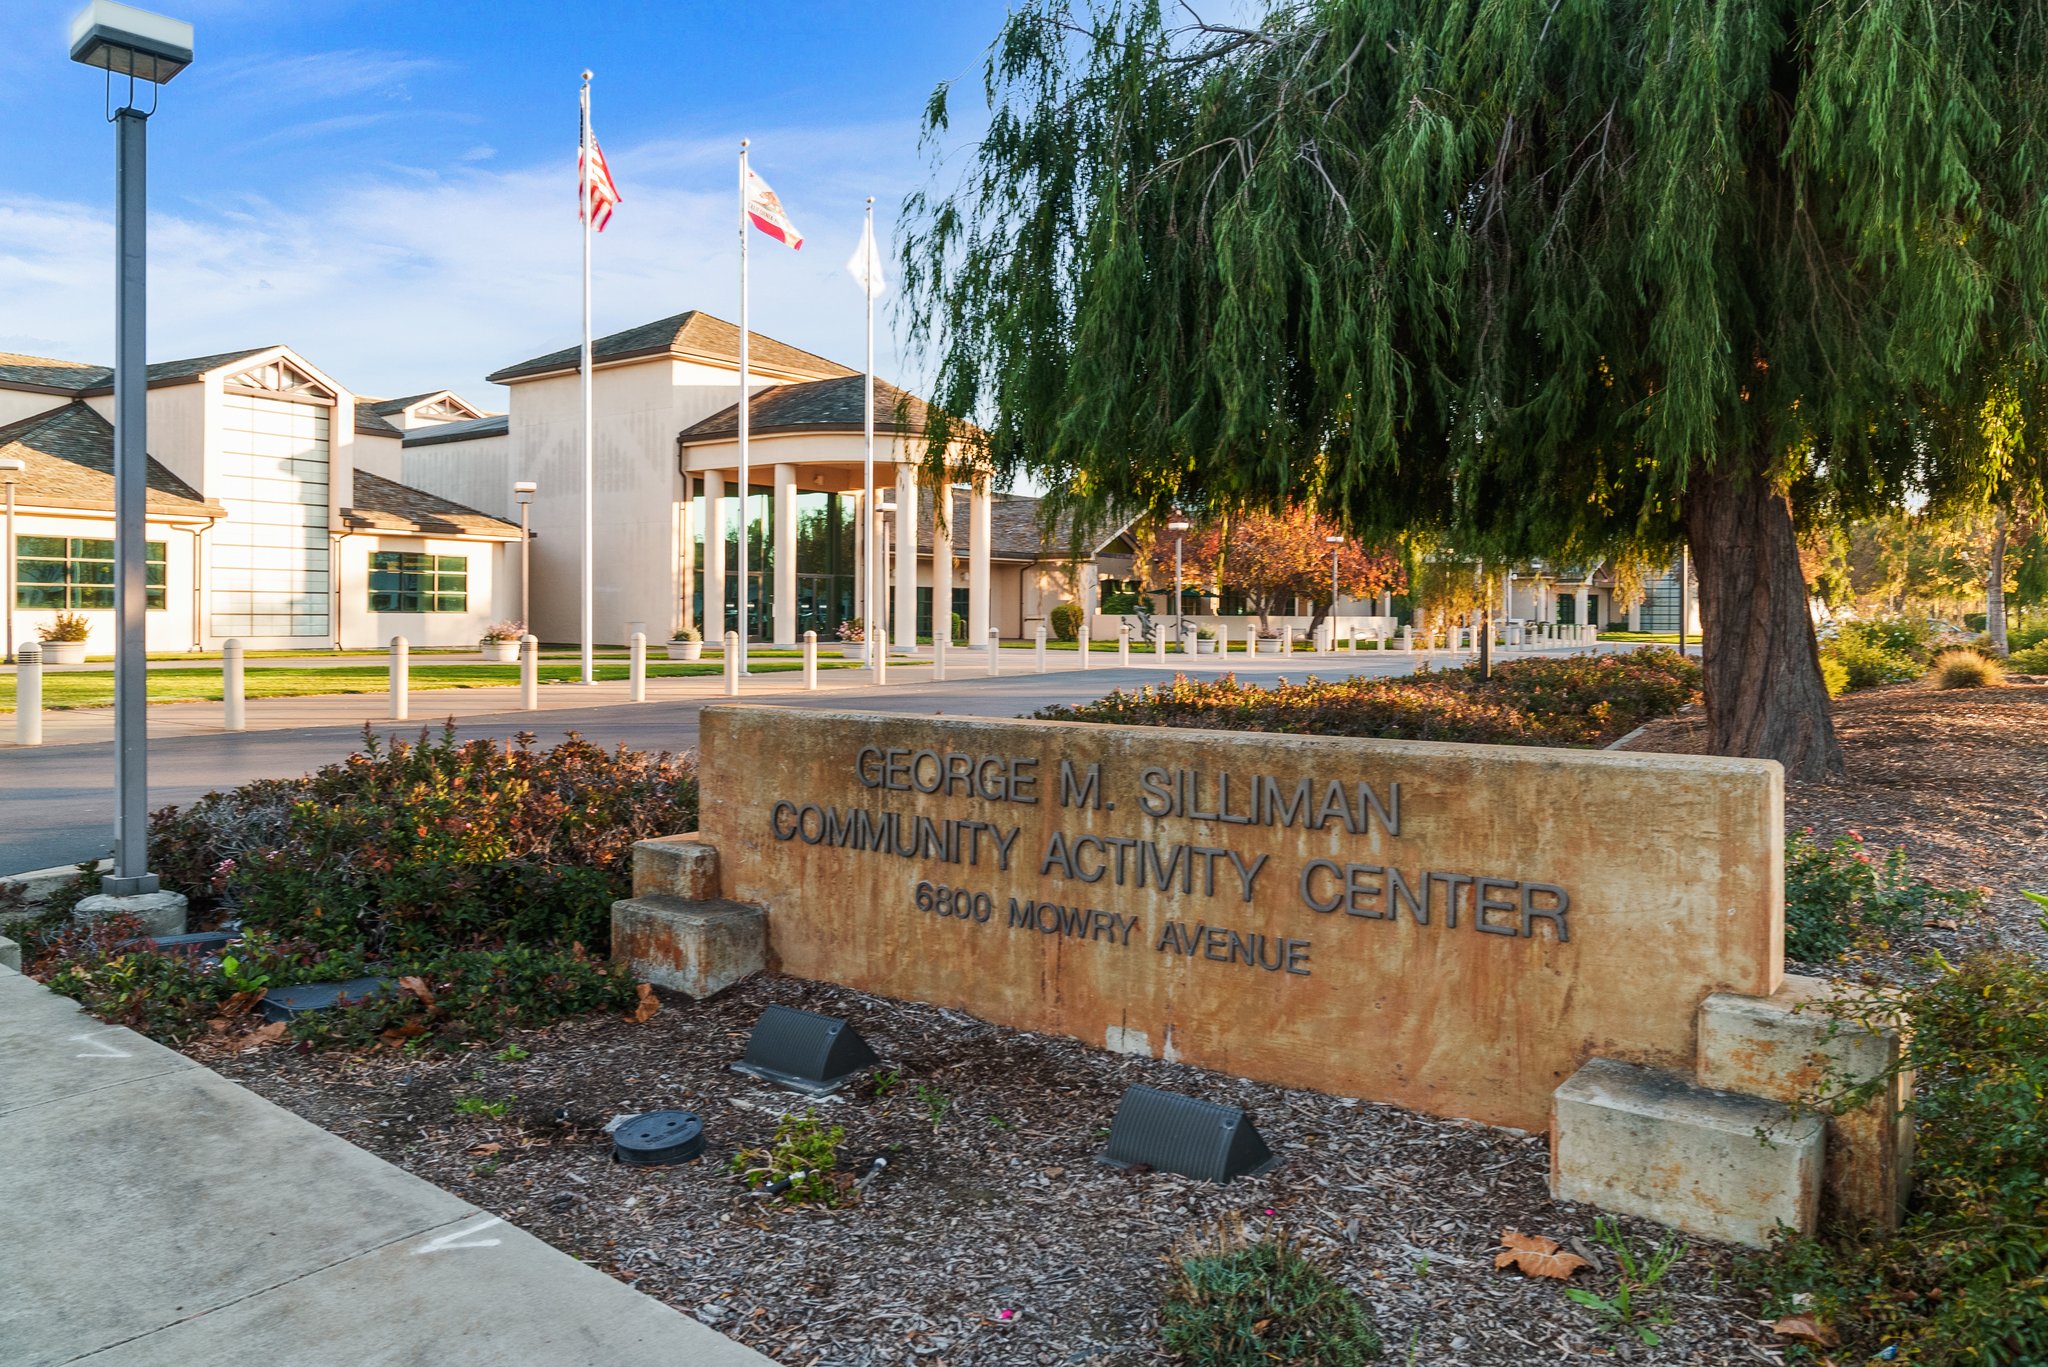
top-left (258, 977), bottom-right (396, 1023)
top-left (120, 930), bottom-right (235, 957)
top-left (1098, 1084), bottom-right (1278, 1183)
top-left (731, 1004), bottom-right (879, 1096)
top-left (612, 1110), bottom-right (705, 1166)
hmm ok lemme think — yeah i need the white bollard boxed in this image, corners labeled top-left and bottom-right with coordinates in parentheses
top-left (629, 631), bottom-right (647, 702)
top-left (724, 632), bottom-right (740, 695)
top-left (1077, 624), bottom-right (1090, 668)
top-left (873, 626), bottom-right (888, 685)
top-left (389, 635), bottom-right (409, 721)
top-left (1281, 625), bottom-right (1294, 656)
top-left (987, 629), bottom-right (1001, 676)
top-left (1035, 625), bottom-right (1048, 674)
top-left (802, 630), bottom-right (818, 691)
top-left (222, 638), bottom-right (246, 732)
top-left (520, 635), bottom-right (539, 710)
top-left (1401, 626), bottom-right (1414, 652)
top-left (1156, 623), bottom-right (1168, 666)
top-left (934, 628), bottom-right (947, 682)
top-left (1119, 622), bottom-right (1131, 667)
top-left (14, 643), bottom-right (43, 746)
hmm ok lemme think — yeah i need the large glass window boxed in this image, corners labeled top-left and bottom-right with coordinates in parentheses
top-left (368, 551), bottom-right (468, 613)
top-left (16, 536), bottom-right (166, 610)
top-left (209, 392), bottom-right (331, 638)
top-left (689, 482), bottom-right (856, 637)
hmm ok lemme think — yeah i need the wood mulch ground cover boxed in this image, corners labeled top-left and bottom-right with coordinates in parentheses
top-left (1620, 681), bottom-right (2048, 970)
top-left (206, 973), bottom-right (1787, 1366)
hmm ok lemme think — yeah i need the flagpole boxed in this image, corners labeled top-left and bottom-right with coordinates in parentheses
top-left (862, 198), bottom-right (878, 681)
top-left (736, 139), bottom-right (751, 675)
top-left (578, 71), bottom-right (595, 685)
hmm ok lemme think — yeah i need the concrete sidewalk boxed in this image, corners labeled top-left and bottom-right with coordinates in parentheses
top-left (0, 965), bottom-right (769, 1367)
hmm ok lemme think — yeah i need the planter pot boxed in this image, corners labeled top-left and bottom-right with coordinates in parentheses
top-left (837, 642), bottom-right (869, 664)
top-left (480, 639), bottom-right (519, 662)
top-left (666, 640), bottom-right (704, 661)
top-left (39, 640), bottom-right (87, 665)
top-left (1192, 639), bottom-right (1218, 654)
top-left (1253, 637), bottom-right (1282, 654)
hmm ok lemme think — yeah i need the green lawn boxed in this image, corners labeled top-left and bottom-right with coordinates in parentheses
top-left (0, 659), bottom-right (855, 712)
top-left (1596, 630), bottom-right (1682, 644)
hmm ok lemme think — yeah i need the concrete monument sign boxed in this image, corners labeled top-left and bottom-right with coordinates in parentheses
top-left (697, 706), bottom-right (1784, 1132)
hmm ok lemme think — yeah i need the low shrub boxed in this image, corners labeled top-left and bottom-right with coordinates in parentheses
top-left (1757, 935), bottom-right (2048, 1365)
top-left (1782, 830), bottom-right (1985, 962)
top-left (2007, 640), bottom-right (2048, 674)
top-left (1049, 602), bottom-right (1084, 642)
top-left (730, 1110), bottom-right (855, 1206)
top-left (1842, 617), bottom-right (1937, 661)
top-left (147, 725), bottom-right (695, 955)
top-left (1160, 1223), bottom-right (1382, 1365)
top-left (1818, 651), bottom-right (1849, 698)
top-left (1930, 648), bottom-right (2003, 689)
top-left (2006, 624), bottom-right (2048, 654)
top-left (1824, 636), bottom-right (1920, 691)
top-left (1037, 648), bottom-right (1700, 748)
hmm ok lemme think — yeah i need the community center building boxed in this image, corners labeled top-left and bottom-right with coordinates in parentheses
top-left (0, 314), bottom-right (1143, 658)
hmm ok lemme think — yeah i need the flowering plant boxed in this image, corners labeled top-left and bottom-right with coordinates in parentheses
top-left (481, 621), bottom-right (525, 643)
top-left (836, 617), bottom-right (866, 642)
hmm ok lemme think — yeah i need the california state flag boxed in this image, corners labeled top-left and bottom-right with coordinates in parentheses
top-left (744, 166), bottom-right (804, 249)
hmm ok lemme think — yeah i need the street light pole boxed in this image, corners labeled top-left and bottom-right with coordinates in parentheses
top-left (1326, 533), bottom-right (1343, 648)
top-left (1, 457), bottom-right (21, 665)
top-left (514, 481), bottom-right (536, 628)
top-left (72, 3), bottom-right (193, 896)
top-left (1167, 517), bottom-right (1190, 646)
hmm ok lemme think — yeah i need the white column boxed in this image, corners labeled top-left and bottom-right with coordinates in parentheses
top-left (894, 465), bottom-right (917, 650)
top-left (772, 464), bottom-right (798, 646)
top-left (968, 476), bottom-right (992, 648)
top-left (704, 471), bottom-right (726, 641)
top-left (1574, 586), bottom-right (1589, 636)
top-left (1377, 590), bottom-right (1392, 617)
top-left (850, 489), bottom-right (866, 624)
top-left (1627, 599), bottom-right (1641, 632)
top-left (932, 486), bottom-right (954, 649)
top-left (679, 483), bottom-right (696, 634)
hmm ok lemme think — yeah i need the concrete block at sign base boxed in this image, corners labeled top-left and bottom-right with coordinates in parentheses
top-left (74, 891), bottom-right (188, 938)
top-left (1550, 1057), bottom-right (1824, 1248)
top-left (632, 833), bottom-right (720, 901)
top-left (612, 895), bottom-right (765, 999)
top-left (0, 935), bottom-right (19, 972)
top-left (1698, 975), bottom-right (1913, 1231)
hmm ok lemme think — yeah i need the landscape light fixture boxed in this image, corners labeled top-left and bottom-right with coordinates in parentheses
top-left (513, 480), bottom-right (537, 627)
top-left (732, 1004), bottom-right (880, 1097)
top-left (1098, 1084), bottom-right (1276, 1183)
top-left (71, 0), bottom-right (191, 898)
top-left (1, 455), bottom-right (22, 664)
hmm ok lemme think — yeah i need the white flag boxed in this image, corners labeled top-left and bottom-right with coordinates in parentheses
top-left (845, 215), bottom-right (888, 298)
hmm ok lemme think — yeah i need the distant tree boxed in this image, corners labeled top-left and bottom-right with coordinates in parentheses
top-left (904, 1), bottom-right (2048, 778)
top-left (1145, 509), bottom-right (1400, 633)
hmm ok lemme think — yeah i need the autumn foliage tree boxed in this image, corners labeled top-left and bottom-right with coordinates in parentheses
top-left (1147, 510), bottom-right (1401, 633)
top-left (904, 1), bottom-right (2048, 780)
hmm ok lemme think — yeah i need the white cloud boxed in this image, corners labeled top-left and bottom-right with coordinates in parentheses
top-left (0, 120), bottom-right (928, 403)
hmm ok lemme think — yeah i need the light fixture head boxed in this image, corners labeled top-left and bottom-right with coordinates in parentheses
top-left (513, 480), bottom-right (537, 500)
top-left (69, 2), bottom-right (193, 84)
top-left (1166, 519), bottom-right (1191, 532)
top-left (0, 456), bottom-right (25, 477)
top-left (1326, 534), bottom-right (1343, 544)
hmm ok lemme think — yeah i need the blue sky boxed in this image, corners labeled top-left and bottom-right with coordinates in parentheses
top-left (0, 0), bottom-right (1006, 404)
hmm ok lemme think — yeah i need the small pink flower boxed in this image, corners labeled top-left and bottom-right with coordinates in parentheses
top-left (1846, 829), bottom-right (1862, 841)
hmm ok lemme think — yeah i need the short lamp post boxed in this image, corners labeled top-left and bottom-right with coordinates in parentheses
top-left (1326, 532), bottom-right (1343, 616)
top-left (513, 480), bottom-right (536, 628)
top-left (1, 455), bottom-right (22, 664)
top-left (1167, 518), bottom-right (1190, 644)
top-left (72, 0), bottom-right (193, 898)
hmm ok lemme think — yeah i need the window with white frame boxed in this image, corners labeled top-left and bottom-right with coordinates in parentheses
top-left (367, 550), bottom-right (468, 613)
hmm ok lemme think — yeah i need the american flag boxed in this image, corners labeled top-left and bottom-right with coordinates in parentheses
top-left (580, 118), bottom-right (621, 232)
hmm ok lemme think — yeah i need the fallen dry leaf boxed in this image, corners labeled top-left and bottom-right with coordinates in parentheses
top-left (1770, 1314), bottom-right (1838, 1347)
top-left (625, 983), bottom-right (661, 1024)
top-left (398, 974), bottom-right (437, 1007)
top-left (467, 1142), bottom-right (503, 1156)
top-left (379, 1021), bottom-right (429, 1045)
top-left (1493, 1230), bottom-right (1592, 1280)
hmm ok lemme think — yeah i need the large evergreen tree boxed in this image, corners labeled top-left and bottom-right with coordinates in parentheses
top-left (902, 0), bottom-right (2048, 779)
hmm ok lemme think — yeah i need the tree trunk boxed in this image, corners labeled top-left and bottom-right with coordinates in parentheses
top-left (1682, 466), bottom-right (1846, 782)
top-left (1987, 509), bottom-right (2009, 655)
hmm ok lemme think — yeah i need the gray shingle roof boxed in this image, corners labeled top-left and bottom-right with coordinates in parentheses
top-left (911, 487), bottom-right (1129, 562)
top-left (344, 469), bottom-right (520, 539)
top-left (0, 347), bottom-right (276, 396)
top-left (0, 402), bottom-right (222, 517)
top-left (354, 408), bottom-right (404, 438)
top-left (486, 310), bottom-right (855, 385)
top-left (401, 413), bottom-right (510, 447)
top-left (677, 374), bottom-right (934, 444)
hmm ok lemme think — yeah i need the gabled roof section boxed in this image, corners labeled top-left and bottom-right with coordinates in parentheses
top-left (912, 488), bottom-right (1131, 563)
top-left (354, 390), bottom-right (487, 438)
top-left (401, 413), bottom-right (510, 448)
top-left (0, 352), bottom-right (113, 393)
top-left (344, 470), bottom-right (521, 539)
top-left (0, 402), bottom-right (222, 517)
top-left (486, 310), bottom-right (856, 385)
top-left (677, 374), bottom-right (943, 444)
